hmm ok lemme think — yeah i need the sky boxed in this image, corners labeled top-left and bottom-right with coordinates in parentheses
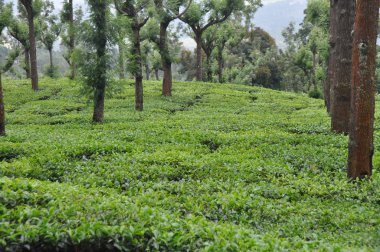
top-left (8, 0), bottom-right (308, 49)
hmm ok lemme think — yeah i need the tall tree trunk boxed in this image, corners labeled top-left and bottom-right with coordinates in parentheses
top-left (23, 2), bottom-right (38, 90)
top-left (92, 4), bottom-right (107, 123)
top-left (348, 0), bottom-right (379, 179)
top-left (68, 0), bottom-right (76, 80)
top-left (160, 22), bottom-right (173, 96)
top-left (325, 0), bottom-right (337, 113)
top-left (195, 32), bottom-right (203, 81)
top-left (145, 63), bottom-right (150, 80)
top-left (331, 0), bottom-right (356, 134)
top-left (155, 69), bottom-right (159, 80)
top-left (24, 48), bottom-right (31, 79)
top-left (0, 73), bottom-right (5, 136)
top-left (205, 52), bottom-right (212, 82)
top-left (93, 87), bottom-right (105, 122)
top-left (312, 51), bottom-right (317, 91)
top-left (118, 42), bottom-right (125, 79)
top-left (217, 46), bottom-right (224, 83)
top-left (132, 25), bottom-right (143, 111)
top-left (49, 49), bottom-right (53, 69)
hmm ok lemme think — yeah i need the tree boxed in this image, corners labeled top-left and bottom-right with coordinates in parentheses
top-left (348, 0), bottom-right (379, 179)
top-left (19, 0), bottom-right (42, 91)
top-left (0, 0), bottom-right (13, 136)
top-left (329, 0), bottom-right (355, 134)
top-left (61, 0), bottom-right (82, 79)
top-left (153, 0), bottom-right (192, 96)
top-left (180, 0), bottom-right (252, 81)
top-left (39, 1), bottom-right (61, 77)
top-left (116, 0), bottom-right (151, 111)
top-left (8, 17), bottom-right (30, 78)
top-left (80, 0), bottom-right (112, 123)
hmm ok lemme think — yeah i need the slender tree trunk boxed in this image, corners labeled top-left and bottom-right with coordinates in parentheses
top-left (312, 51), bottom-right (317, 91)
top-left (348, 0), bottom-right (379, 179)
top-left (160, 22), bottom-right (173, 96)
top-left (24, 48), bottom-right (31, 79)
top-left (217, 46), bottom-right (224, 83)
top-left (195, 32), bottom-right (203, 81)
top-left (92, 4), bottom-right (107, 123)
top-left (49, 49), bottom-right (53, 69)
top-left (93, 87), bottom-right (105, 122)
top-left (23, 2), bottom-right (38, 90)
top-left (331, 0), bottom-right (356, 134)
top-left (0, 73), bottom-right (5, 136)
top-left (118, 42), bottom-right (125, 79)
top-left (132, 25), bottom-right (143, 111)
top-left (205, 52), bottom-right (212, 82)
top-left (68, 0), bottom-right (76, 80)
top-left (155, 69), bottom-right (159, 80)
top-left (326, 0), bottom-right (337, 113)
top-left (145, 63), bottom-right (150, 80)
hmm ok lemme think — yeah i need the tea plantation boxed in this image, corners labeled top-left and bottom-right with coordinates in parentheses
top-left (0, 78), bottom-right (379, 251)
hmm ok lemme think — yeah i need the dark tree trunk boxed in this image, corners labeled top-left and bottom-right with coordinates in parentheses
top-left (49, 48), bottom-right (53, 69)
top-left (93, 87), bottom-right (105, 123)
top-left (21, 0), bottom-right (38, 90)
top-left (0, 73), bottom-right (5, 136)
top-left (145, 63), bottom-right (150, 80)
top-left (132, 25), bottom-right (144, 111)
top-left (325, 0), bottom-right (337, 113)
top-left (348, 0), bottom-right (379, 179)
top-left (312, 51), bottom-right (317, 91)
top-left (118, 42), bottom-right (125, 79)
top-left (195, 32), bottom-right (203, 81)
top-left (155, 69), bottom-right (159, 80)
top-left (205, 52), bottom-right (212, 82)
top-left (68, 0), bottom-right (76, 80)
top-left (331, 0), bottom-right (356, 134)
top-left (160, 22), bottom-right (173, 96)
top-left (217, 46), bottom-right (224, 83)
top-left (92, 3), bottom-right (107, 123)
top-left (24, 48), bottom-right (31, 79)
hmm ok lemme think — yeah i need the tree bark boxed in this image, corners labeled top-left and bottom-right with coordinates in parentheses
top-left (132, 25), bottom-right (144, 111)
top-left (68, 0), bottom-right (76, 79)
top-left (160, 22), bottom-right (173, 96)
top-left (311, 51), bottom-right (317, 91)
top-left (205, 52), bottom-right (212, 82)
top-left (155, 69), bottom-right (159, 80)
top-left (325, 0), bottom-right (337, 113)
top-left (348, 0), bottom-right (379, 179)
top-left (92, 3), bottom-right (107, 123)
top-left (21, 1), bottom-right (38, 90)
top-left (195, 32), bottom-right (203, 81)
top-left (93, 87), bottom-right (105, 123)
top-left (24, 48), bottom-right (31, 79)
top-left (0, 73), bottom-right (5, 136)
top-left (217, 46), bottom-right (224, 83)
top-left (331, 0), bottom-right (356, 134)
top-left (118, 42), bottom-right (125, 79)
top-left (145, 63), bottom-right (150, 80)
top-left (49, 49), bottom-right (53, 69)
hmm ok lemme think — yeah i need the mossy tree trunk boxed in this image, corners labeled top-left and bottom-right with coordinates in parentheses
top-left (348, 0), bottom-right (379, 179)
top-left (20, 0), bottom-right (38, 91)
top-left (0, 73), bottom-right (5, 136)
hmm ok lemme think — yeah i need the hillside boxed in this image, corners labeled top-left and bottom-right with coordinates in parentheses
top-left (0, 79), bottom-right (379, 251)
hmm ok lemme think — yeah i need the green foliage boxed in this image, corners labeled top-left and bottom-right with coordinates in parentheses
top-left (0, 78), bottom-right (379, 251)
top-left (308, 89), bottom-right (323, 99)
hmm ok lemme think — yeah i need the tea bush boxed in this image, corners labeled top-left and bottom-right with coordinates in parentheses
top-left (0, 78), bottom-right (379, 251)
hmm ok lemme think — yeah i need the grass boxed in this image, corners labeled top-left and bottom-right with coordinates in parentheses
top-left (0, 78), bottom-right (379, 251)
